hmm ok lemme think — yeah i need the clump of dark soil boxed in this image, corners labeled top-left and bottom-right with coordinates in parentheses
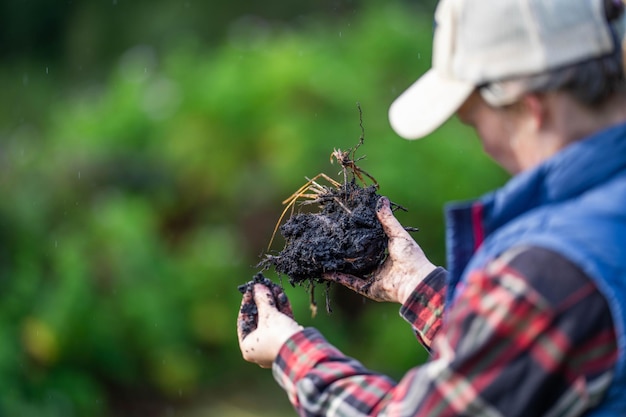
top-left (259, 181), bottom-right (387, 286)
top-left (237, 272), bottom-right (276, 295)
top-left (243, 105), bottom-right (414, 314)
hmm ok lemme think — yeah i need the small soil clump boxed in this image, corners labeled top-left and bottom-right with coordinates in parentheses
top-left (238, 272), bottom-right (294, 338)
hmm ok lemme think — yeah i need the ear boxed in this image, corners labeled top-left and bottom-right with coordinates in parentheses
top-left (520, 94), bottom-right (547, 131)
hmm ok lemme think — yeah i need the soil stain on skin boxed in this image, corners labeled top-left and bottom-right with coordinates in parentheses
top-left (259, 181), bottom-right (387, 286)
top-left (238, 273), bottom-right (294, 338)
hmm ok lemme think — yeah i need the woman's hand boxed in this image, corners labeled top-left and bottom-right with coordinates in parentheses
top-left (237, 282), bottom-right (303, 368)
top-left (324, 197), bottom-right (436, 304)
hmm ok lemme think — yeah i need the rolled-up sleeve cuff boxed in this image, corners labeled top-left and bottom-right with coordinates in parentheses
top-left (399, 267), bottom-right (448, 349)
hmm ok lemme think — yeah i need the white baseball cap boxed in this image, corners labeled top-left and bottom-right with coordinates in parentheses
top-left (389, 0), bottom-right (621, 140)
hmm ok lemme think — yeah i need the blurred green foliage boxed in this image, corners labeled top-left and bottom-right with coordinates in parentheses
top-left (0, 1), bottom-right (508, 416)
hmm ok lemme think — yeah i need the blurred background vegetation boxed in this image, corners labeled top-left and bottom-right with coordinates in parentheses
top-left (0, 0), bottom-right (508, 416)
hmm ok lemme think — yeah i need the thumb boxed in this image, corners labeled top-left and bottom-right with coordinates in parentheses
top-left (376, 197), bottom-right (411, 239)
top-left (253, 283), bottom-right (278, 314)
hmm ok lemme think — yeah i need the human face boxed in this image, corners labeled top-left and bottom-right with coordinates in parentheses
top-left (456, 91), bottom-right (533, 174)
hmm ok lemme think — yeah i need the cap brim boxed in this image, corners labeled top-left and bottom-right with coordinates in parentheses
top-left (389, 69), bottom-right (474, 140)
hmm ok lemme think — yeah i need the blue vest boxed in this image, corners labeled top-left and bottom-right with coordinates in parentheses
top-left (444, 122), bottom-right (626, 415)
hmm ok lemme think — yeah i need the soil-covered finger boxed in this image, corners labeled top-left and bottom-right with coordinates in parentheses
top-left (272, 285), bottom-right (294, 318)
top-left (323, 271), bottom-right (371, 296)
top-left (323, 271), bottom-right (392, 302)
top-left (376, 196), bottom-right (414, 239)
top-left (238, 290), bottom-right (257, 340)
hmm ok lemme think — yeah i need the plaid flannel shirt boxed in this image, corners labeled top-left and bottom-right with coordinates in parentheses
top-left (272, 246), bottom-right (618, 416)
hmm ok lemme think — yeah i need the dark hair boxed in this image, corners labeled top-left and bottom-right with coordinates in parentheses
top-left (533, 49), bottom-right (625, 107)
top-left (604, 0), bottom-right (624, 22)
top-left (532, 0), bottom-right (625, 107)
top-left (481, 0), bottom-right (626, 108)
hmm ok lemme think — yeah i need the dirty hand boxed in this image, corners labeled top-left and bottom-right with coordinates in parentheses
top-left (237, 283), bottom-right (303, 368)
top-left (324, 196), bottom-right (436, 304)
